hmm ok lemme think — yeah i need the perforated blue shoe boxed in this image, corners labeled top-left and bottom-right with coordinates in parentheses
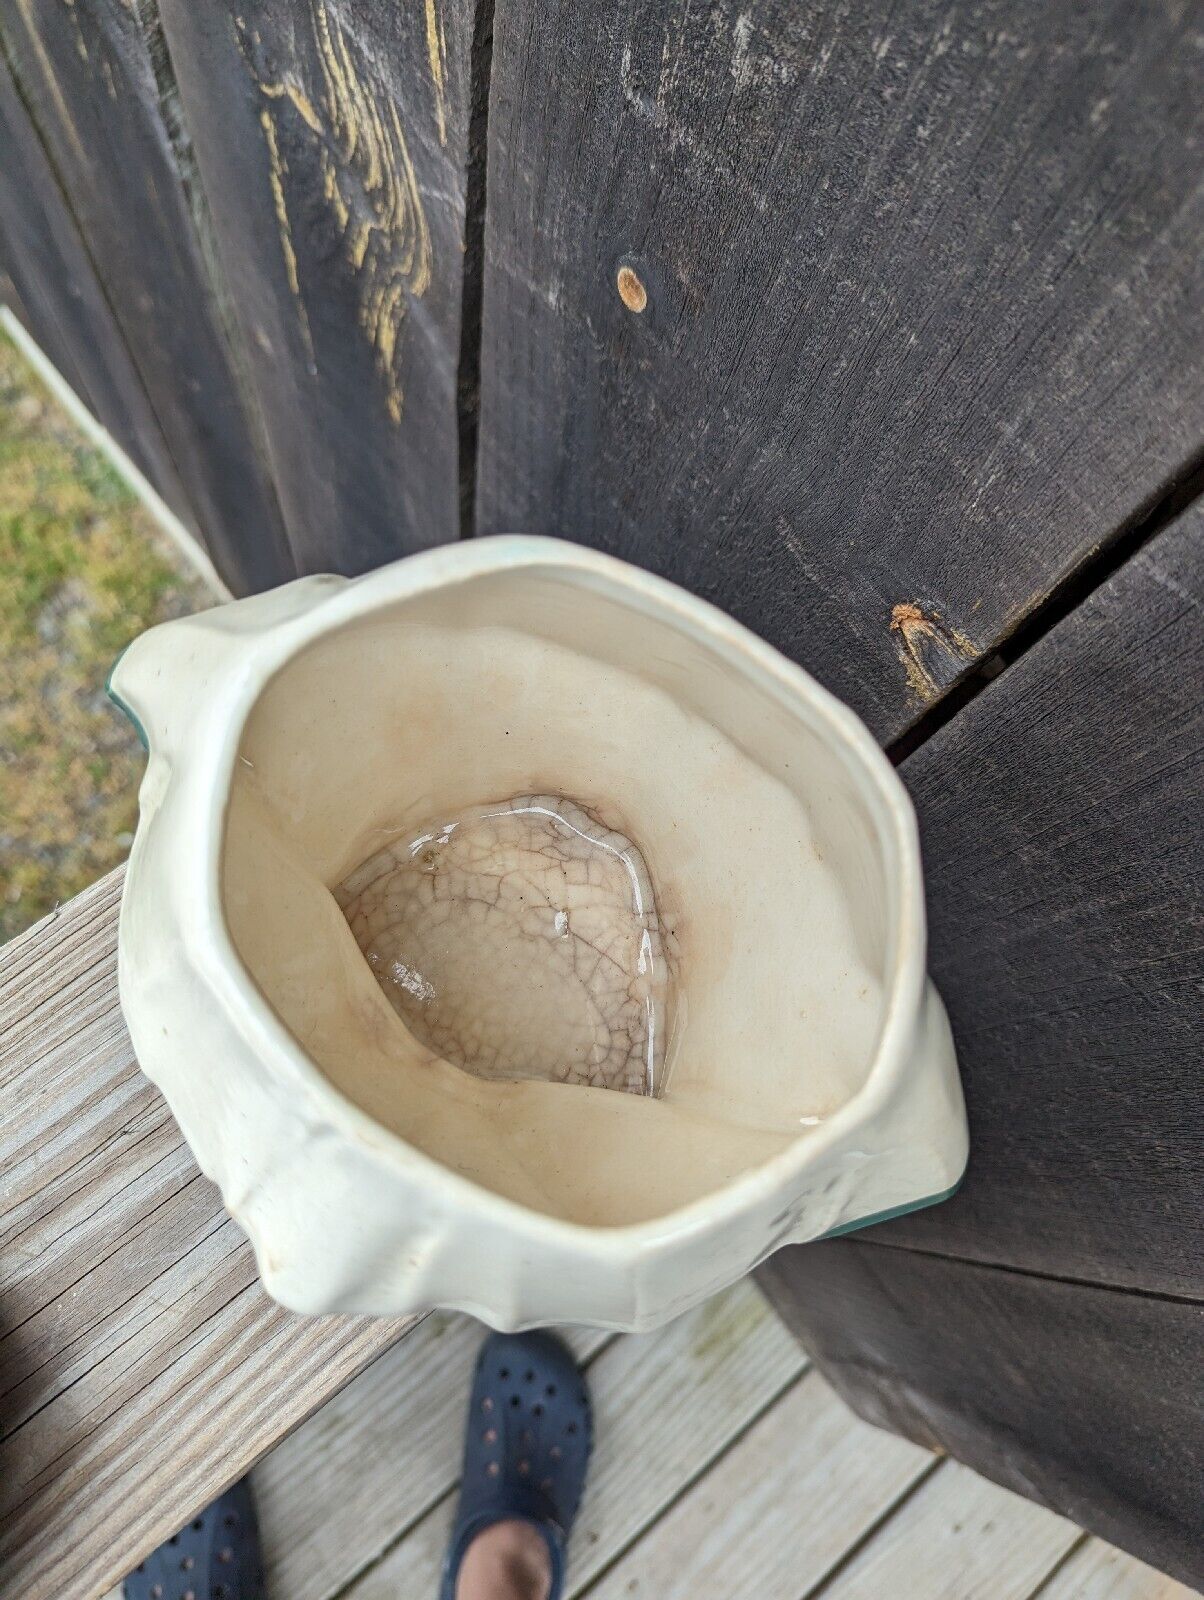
top-left (123, 1478), bottom-right (264, 1600)
top-left (441, 1332), bottom-right (593, 1600)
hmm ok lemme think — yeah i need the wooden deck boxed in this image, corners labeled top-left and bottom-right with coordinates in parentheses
top-left (4, 856), bottom-right (1201, 1600)
top-left (0, 873), bottom-right (412, 1600)
top-left (113, 1280), bottom-right (1199, 1600)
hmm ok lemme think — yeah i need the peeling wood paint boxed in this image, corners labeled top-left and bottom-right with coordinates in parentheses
top-left (425, 0), bottom-right (448, 147)
top-left (259, 105), bottom-right (315, 361)
top-left (260, 76), bottom-right (322, 134)
top-left (246, 0), bottom-right (433, 425)
top-left (890, 602), bottom-right (978, 702)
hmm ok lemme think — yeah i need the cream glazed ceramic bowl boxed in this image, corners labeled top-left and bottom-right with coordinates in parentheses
top-left (111, 535), bottom-right (967, 1331)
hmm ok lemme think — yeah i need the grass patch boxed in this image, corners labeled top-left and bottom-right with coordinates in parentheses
top-left (0, 329), bottom-right (213, 942)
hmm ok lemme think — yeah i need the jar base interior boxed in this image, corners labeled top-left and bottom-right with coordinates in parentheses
top-left (335, 792), bottom-right (676, 1098)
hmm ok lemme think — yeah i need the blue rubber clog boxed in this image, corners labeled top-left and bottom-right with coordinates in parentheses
top-left (441, 1332), bottom-right (593, 1600)
top-left (122, 1478), bottom-right (264, 1600)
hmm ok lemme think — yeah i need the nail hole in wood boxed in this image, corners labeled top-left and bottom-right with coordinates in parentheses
top-left (616, 265), bottom-right (647, 313)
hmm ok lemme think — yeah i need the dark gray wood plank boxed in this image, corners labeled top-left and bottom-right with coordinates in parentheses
top-left (156, 0), bottom-right (476, 573)
top-left (0, 0), bottom-right (294, 593)
top-left (477, 0), bottom-right (1204, 744)
top-left (758, 1241), bottom-right (1204, 1591)
top-left (0, 873), bottom-right (416, 1600)
top-left (0, 48), bottom-right (185, 509)
top-left (759, 503), bottom-right (1204, 1587)
top-left (0, 211), bottom-right (85, 416)
top-left (861, 502), bottom-right (1204, 1296)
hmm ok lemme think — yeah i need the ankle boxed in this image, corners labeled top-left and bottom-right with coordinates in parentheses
top-left (454, 1517), bottom-right (553, 1600)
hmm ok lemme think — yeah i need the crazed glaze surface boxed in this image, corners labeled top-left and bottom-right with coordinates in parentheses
top-left (336, 794), bottom-right (673, 1096)
top-left (112, 537), bottom-right (968, 1329)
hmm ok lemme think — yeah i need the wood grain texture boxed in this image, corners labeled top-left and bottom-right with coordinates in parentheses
top-left (0, 0), bottom-right (293, 594)
top-left (0, 48), bottom-right (185, 509)
top-left (758, 1242), bottom-right (1204, 1591)
top-left (156, 0), bottom-right (475, 573)
top-left (586, 1370), bottom-right (936, 1600)
top-left (817, 1459), bottom-right (1080, 1600)
top-left (1036, 1541), bottom-right (1202, 1600)
top-left (477, 0), bottom-right (1204, 743)
top-left (874, 502), bottom-right (1204, 1293)
top-left (0, 873), bottom-right (415, 1600)
top-left (564, 1280), bottom-right (804, 1596)
top-left (340, 1281), bottom-right (807, 1599)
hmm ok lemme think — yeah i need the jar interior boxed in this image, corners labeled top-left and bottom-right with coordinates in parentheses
top-left (220, 565), bottom-right (900, 1226)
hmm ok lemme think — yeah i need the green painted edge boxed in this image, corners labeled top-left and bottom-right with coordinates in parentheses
top-left (813, 1175), bottom-right (965, 1242)
top-left (104, 645), bottom-right (148, 752)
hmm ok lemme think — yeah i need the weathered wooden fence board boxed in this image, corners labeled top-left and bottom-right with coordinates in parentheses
top-left (0, 0), bottom-right (294, 593)
top-left (0, 874), bottom-right (415, 1600)
top-left (876, 499), bottom-right (1204, 1294)
top-left (476, 0), bottom-right (1204, 744)
top-left (156, 0), bottom-right (476, 573)
top-left (758, 500), bottom-right (1204, 1585)
top-left (0, 50), bottom-right (185, 510)
top-left (758, 1241), bottom-right (1204, 1591)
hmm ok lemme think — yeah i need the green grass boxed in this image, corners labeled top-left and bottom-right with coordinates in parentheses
top-left (0, 329), bottom-right (212, 942)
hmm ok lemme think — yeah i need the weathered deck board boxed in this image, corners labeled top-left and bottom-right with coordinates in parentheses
top-left (0, 0), bottom-right (293, 592)
top-left (156, 0), bottom-right (476, 571)
top-left (586, 1370), bottom-right (936, 1600)
top-left (254, 1316), bottom-right (610, 1600)
top-left (759, 1241), bottom-right (1204, 1592)
top-left (0, 874), bottom-right (414, 1600)
top-left (1036, 1541), bottom-right (1202, 1600)
top-left (817, 1460), bottom-right (1081, 1600)
top-left (563, 1281), bottom-right (805, 1596)
top-left (337, 1281), bottom-right (807, 1598)
top-left (99, 1303), bottom-right (1201, 1600)
top-left (477, 0), bottom-right (1204, 745)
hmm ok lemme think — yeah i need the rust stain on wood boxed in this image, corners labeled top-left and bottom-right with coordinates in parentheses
top-left (247, 0), bottom-right (434, 424)
top-left (890, 602), bottom-right (977, 701)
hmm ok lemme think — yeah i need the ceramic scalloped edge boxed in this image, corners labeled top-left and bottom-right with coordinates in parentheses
top-left (111, 536), bottom-right (968, 1331)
